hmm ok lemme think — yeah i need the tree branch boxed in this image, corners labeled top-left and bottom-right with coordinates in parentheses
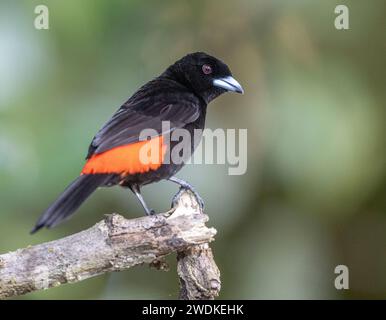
top-left (0, 190), bottom-right (220, 299)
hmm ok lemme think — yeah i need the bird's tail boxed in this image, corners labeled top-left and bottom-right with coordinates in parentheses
top-left (31, 174), bottom-right (114, 234)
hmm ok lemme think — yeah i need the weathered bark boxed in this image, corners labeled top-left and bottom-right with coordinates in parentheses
top-left (177, 244), bottom-right (221, 300)
top-left (0, 190), bottom-right (220, 299)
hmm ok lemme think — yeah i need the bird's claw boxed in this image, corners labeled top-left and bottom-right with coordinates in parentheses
top-left (145, 208), bottom-right (156, 216)
top-left (171, 186), bottom-right (205, 210)
top-left (171, 187), bottom-right (184, 208)
top-left (192, 190), bottom-right (205, 210)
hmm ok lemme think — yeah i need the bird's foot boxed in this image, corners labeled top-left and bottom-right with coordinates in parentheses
top-left (146, 208), bottom-right (156, 216)
top-left (171, 186), bottom-right (205, 210)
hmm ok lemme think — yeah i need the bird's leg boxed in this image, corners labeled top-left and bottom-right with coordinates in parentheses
top-left (168, 176), bottom-right (205, 209)
top-left (130, 184), bottom-right (155, 216)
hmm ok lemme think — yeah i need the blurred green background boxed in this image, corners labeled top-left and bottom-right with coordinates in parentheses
top-left (0, 0), bottom-right (385, 299)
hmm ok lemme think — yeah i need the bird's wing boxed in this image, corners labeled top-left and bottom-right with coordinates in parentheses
top-left (86, 89), bottom-right (201, 159)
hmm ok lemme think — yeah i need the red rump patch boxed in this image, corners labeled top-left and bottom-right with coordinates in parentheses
top-left (81, 136), bottom-right (167, 175)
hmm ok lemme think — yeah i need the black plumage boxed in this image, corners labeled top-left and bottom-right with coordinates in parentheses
top-left (32, 52), bottom-right (243, 233)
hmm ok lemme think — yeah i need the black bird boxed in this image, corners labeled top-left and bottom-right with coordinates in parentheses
top-left (32, 52), bottom-right (243, 233)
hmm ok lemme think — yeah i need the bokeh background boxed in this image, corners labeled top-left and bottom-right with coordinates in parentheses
top-left (0, 0), bottom-right (385, 299)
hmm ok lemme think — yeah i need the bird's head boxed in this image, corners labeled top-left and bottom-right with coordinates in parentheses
top-left (164, 52), bottom-right (244, 103)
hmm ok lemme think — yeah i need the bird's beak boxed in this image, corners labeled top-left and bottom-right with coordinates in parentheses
top-left (213, 76), bottom-right (244, 94)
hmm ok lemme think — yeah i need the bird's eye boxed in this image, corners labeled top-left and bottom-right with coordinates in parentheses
top-left (202, 64), bottom-right (212, 75)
